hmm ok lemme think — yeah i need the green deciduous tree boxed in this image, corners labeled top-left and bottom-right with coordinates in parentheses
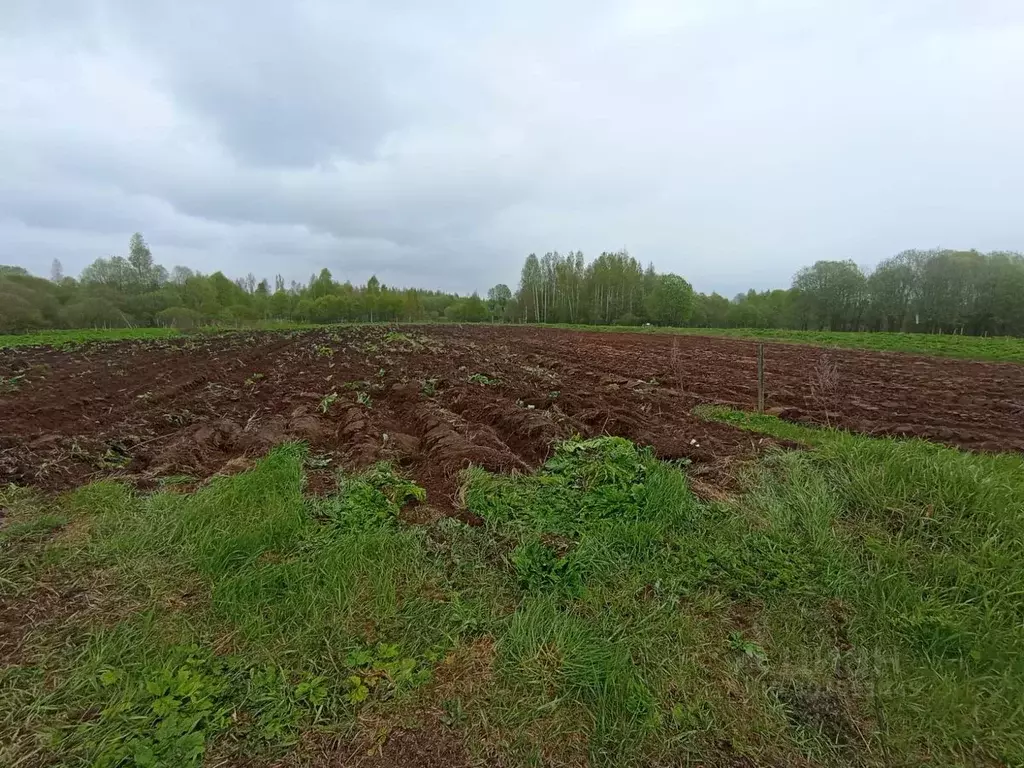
top-left (792, 260), bottom-right (868, 331)
top-left (486, 284), bottom-right (512, 320)
top-left (867, 252), bottom-right (917, 331)
top-left (128, 233), bottom-right (154, 284)
top-left (644, 274), bottom-right (694, 326)
top-left (445, 294), bottom-right (489, 322)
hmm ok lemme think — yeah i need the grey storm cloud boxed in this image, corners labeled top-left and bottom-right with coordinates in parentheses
top-left (2, 0), bottom-right (1024, 295)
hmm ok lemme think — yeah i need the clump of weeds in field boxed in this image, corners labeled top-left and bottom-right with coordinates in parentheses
top-left (356, 391), bottom-right (372, 408)
top-left (414, 334), bottom-right (444, 353)
top-left (75, 646), bottom-right (329, 767)
top-left (421, 377), bottom-right (439, 396)
top-left (245, 372), bottom-right (266, 387)
top-left (316, 461), bottom-right (425, 530)
top-left (441, 697), bottom-right (467, 727)
top-left (99, 442), bottom-right (132, 468)
top-left (468, 373), bottom-right (499, 386)
top-left (728, 631), bottom-right (768, 667)
top-left (511, 538), bottom-right (582, 596)
top-left (382, 331), bottom-right (421, 351)
top-left (343, 642), bottom-right (432, 704)
top-left (319, 391), bottom-right (338, 413)
top-left (315, 345), bottom-right (334, 358)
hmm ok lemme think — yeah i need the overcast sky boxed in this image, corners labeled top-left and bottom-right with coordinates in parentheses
top-left (3, 1), bottom-right (1023, 297)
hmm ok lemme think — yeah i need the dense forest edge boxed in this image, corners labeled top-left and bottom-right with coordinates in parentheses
top-left (3, 233), bottom-right (1024, 338)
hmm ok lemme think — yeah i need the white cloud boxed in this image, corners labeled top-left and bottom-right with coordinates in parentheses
top-left (2, 0), bottom-right (1023, 296)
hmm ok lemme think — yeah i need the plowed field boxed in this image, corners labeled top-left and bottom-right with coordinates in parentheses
top-left (2, 325), bottom-right (1023, 506)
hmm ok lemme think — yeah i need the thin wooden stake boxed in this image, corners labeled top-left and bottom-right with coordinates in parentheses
top-left (756, 343), bottom-right (765, 413)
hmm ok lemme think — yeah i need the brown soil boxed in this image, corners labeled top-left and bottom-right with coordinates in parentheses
top-left (2, 326), bottom-right (1022, 506)
top-left (285, 637), bottom-right (500, 768)
top-left (319, 715), bottom-right (480, 768)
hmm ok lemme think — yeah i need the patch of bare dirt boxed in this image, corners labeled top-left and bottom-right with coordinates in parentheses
top-left (332, 716), bottom-right (478, 768)
top-left (3, 325), bottom-right (1022, 510)
top-left (0, 571), bottom-right (124, 666)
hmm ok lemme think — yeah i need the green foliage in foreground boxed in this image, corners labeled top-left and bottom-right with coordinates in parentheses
top-left (2, 428), bottom-right (1023, 767)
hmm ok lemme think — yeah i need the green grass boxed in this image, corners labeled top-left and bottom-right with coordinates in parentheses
top-left (3, 423), bottom-right (1023, 766)
top-left (551, 324), bottom-right (1024, 363)
top-left (685, 327), bottom-right (1024, 362)
top-left (0, 327), bottom-right (184, 348)
top-left (0, 323), bottom-right (334, 349)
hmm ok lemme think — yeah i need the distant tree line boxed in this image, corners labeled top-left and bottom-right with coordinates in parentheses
top-left (0, 234), bottom-right (496, 333)
top-left (692, 249), bottom-right (1024, 335)
top-left (507, 248), bottom-right (1024, 336)
top-left (511, 250), bottom-right (695, 327)
top-left (2, 234), bottom-right (1023, 336)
